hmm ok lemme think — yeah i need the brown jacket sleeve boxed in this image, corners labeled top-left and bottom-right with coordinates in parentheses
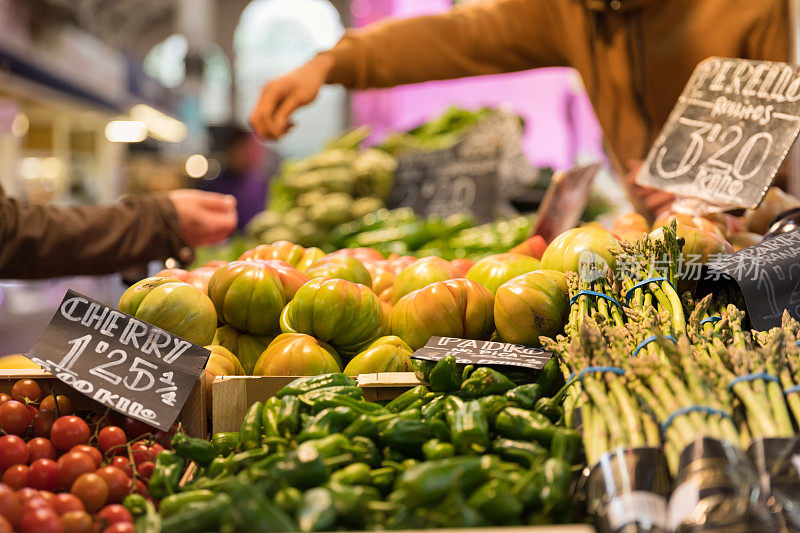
top-left (0, 186), bottom-right (188, 279)
top-left (321, 0), bottom-right (567, 89)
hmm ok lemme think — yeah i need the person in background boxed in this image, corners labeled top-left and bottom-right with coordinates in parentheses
top-left (0, 186), bottom-right (237, 279)
top-left (249, 0), bottom-right (789, 218)
top-left (200, 126), bottom-right (277, 232)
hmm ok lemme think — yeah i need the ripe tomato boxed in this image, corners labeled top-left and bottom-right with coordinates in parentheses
top-left (27, 438), bottom-right (57, 462)
top-left (0, 514), bottom-right (10, 533)
top-left (32, 410), bottom-right (57, 439)
top-left (136, 462), bottom-right (154, 482)
top-left (14, 488), bottom-right (38, 503)
top-left (96, 504), bottom-right (133, 526)
top-left (97, 427), bottom-right (127, 456)
top-left (0, 435), bottom-right (29, 472)
top-left (109, 457), bottom-right (132, 477)
top-left (37, 490), bottom-right (56, 507)
top-left (147, 443), bottom-right (164, 458)
top-left (0, 394), bottom-right (10, 405)
top-left (103, 522), bottom-right (134, 533)
top-left (17, 506), bottom-right (62, 533)
top-left (10, 380), bottom-right (42, 404)
top-left (129, 442), bottom-right (152, 466)
top-left (0, 484), bottom-right (21, 525)
top-left (69, 446), bottom-right (102, 469)
top-left (56, 452), bottom-right (96, 491)
top-left (39, 395), bottom-right (72, 416)
top-left (1, 465), bottom-right (28, 490)
top-left (52, 493), bottom-right (84, 515)
top-left (60, 510), bottom-right (93, 533)
top-left (133, 480), bottom-right (148, 498)
top-left (28, 459), bottom-right (58, 491)
top-left (70, 473), bottom-right (108, 513)
top-left (50, 417), bottom-right (90, 451)
top-left (0, 401), bottom-right (33, 436)
top-left (94, 467), bottom-right (129, 504)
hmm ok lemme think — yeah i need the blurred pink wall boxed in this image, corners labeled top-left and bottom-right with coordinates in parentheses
top-left (348, 0), bottom-right (606, 172)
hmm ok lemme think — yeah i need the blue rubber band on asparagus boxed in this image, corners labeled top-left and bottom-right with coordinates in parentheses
top-left (566, 366), bottom-right (626, 388)
top-left (784, 385), bottom-right (800, 397)
top-left (632, 334), bottom-right (677, 358)
top-left (727, 372), bottom-right (780, 390)
top-left (624, 277), bottom-right (669, 306)
top-left (569, 290), bottom-right (624, 312)
top-left (661, 405), bottom-right (731, 433)
top-left (700, 316), bottom-right (722, 325)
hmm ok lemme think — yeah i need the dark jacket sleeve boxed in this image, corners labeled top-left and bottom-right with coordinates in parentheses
top-left (0, 186), bottom-right (189, 279)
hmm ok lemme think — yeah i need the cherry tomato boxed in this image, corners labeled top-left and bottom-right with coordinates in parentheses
top-left (52, 493), bottom-right (84, 515)
top-left (103, 522), bottom-right (134, 533)
top-left (0, 484), bottom-right (21, 525)
top-left (70, 473), bottom-right (108, 513)
top-left (96, 504), bottom-right (133, 526)
top-left (32, 410), bottom-right (57, 439)
top-left (50, 417), bottom-right (90, 452)
top-left (0, 435), bottom-right (29, 472)
top-left (0, 394), bottom-right (10, 405)
top-left (28, 459), bottom-right (58, 491)
top-left (56, 452), bottom-right (96, 491)
top-left (10, 380), bottom-right (42, 404)
top-left (0, 514), bottom-right (10, 533)
top-left (27, 438), bottom-right (57, 462)
top-left (136, 462), bottom-right (154, 482)
top-left (133, 480), bottom-right (148, 497)
top-left (109, 457), bottom-right (132, 478)
top-left (129, 442), bottom-right (152, 466)
top-left (37, 490), bottom-right (56, 507)
top-left (0, 401), bottom-right (33, 436)
top-left (2, 465), bottom-right (28, 490)
top-left (147, 443), bottom-right (164, 458)
top-left (17, 505), bottom-right (62, 533)
top-left (60, 510), bottom-right (93, 533)
top-left (39, 395), bottom-right (72, 416)
top-left (94, 467), bottom-right (129, 504)
top-left (14, 488), bottom-right (38, 503)
top-left (97, 427), bottom-right (127, 456)
top-left (69, 446), bottom-right (102, 469)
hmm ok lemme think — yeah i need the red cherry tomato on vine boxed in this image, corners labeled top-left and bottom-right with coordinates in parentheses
top-left (109, 457), bottom-right (132, 478)
top-left (39, 395), bottom-right (72, 416)
top-left (70, 473), bottom-right (108, 513)
top-left (17, 506), bottom-right (61, 533)
top-left (27, 438), bottom-right (57, 462)
top-left (0, 514), bottom-right (10, 533)
top-left (32, 411), bottom-right (57, 439)
top-left (0, 393), bottom-right (10, 405)
top-left (10, 380), bottom-right (42, 404)
top-left (61, 510), bottom-right (93, 533)
top-left (0, 484), bottom-right (21, 526)
top-left (1, 466), bottom-right (28, 490)
top-left (52, 493), bottom-right (84, 515)
top-left (129, 443), bottom-right (152, 466)
top-left (28, 459), bottom-right (58, 492)
top-left (136, 462), bottom-right (154, 482)
top-left (103, 523), bottom-right (134, 533)
top-left (97, 427), bottom-right (127, 456)
top-left (0, 401), bottom-right (33, 436)
top-left (96, 504), bottom-right (133, 526)
top-left (56, 452), bottom-right (95, 491)
top-left (94, 467), bottom-right (129, 504)
top-left (50, 417), bottom-right (90, 451)
top-left (69, 446), bottom-right (102, 469)
top-left (0, 435), bottom-right (28, 473)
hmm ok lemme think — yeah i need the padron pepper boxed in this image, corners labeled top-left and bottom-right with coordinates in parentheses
top-left (297, 487), bottom-right (337, 532)
top-left (476, 394), bottom-right (512, 422)
top-left (466, 478), bottom-right (523, 525)
top-left (272, 444), bottom-right (328, 489)
top-left (310, 394), bottom-right (385, 416)
top-left (379, 417), bottom-right (434, 458)
top-left (148, 450), bottom-right (185, 500)
top-left (159, 490), bottom-right (216, 518)
top-left (534, 356), bottom-right (562, 396)
top-left (539, 458), bottom-right (572, 511)
top-left (277, 373), bottom-right (356, 397)
top-left (348, 436), bottom-right (382, 468)
top-left (422, 439), bottom-right (455, 460)
top-left (298, 406), bottom-right (358, 441)
top-left (274, 486), bottom-right (303, 516)
top-left (505, 383), bottom-right (542, 410)
top-left (277, 396), bottom-right (301, 437)
top-left (326, 482), bottom-right (381, 526)
top-left (298, 386), bottom-right (363, 405)
top-left (550, 427), bottom-right (582, 464)
top-left (385, 385), bottom-right (428, 413)
top-left (239, 401), bottom-right (264, 450)
top-left (429, 353), bottom-right (461, 392)
top-left (262, 396), bottom-right (282, 438)
top-left (302, 434), bottom-right (351, 459)
top-left (534, 395), bottom-right (564, 424)
top-left (492, 438), bottom-right (548, 468)
top-left (391, 456), bottom-right (492, 508)
top-left (229, 482), bottom-right (296, 533)
top-left (211, 432), bottom-right (240, 456)
top-left (330, 462), bottom-right (372, 486)
top-left (420, 394), bottom-right (448, 420)
top-left (122, 493), bottom-right (147, 517)
top-left (445, 397), bottom-right (489, 454)
top-left (171, 433), bottom-right (216, 467)
top-left (160, 493), bottom-right (231, 533)
top-left (495, 406), bottom-right (557, 446)
top-left (459, 367), bottom-right (515, 398)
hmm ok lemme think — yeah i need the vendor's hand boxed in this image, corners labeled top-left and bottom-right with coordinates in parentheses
top-left (167, 190), bottom-right (237, 246)
top-left (624, 160), bottom-right (675, 218)
top-left (249, 54), bottom-right (334, 139)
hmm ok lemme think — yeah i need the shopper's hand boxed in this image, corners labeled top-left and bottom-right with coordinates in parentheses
top-left (249, 54), bottom-right (334, 139)
top-left (167, 190), bottom-right (237, 246)
top-left (624, 160), bottom-right (675, 218)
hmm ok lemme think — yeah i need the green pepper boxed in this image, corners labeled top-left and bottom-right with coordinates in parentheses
top-left (326, 482), bottom-right (381, 526)
top-left (492, 438), bottom-right (548, 468)
top-left (276, 396), bottom-right (301, 438)
top-left (550, 428), bottom-right (582, 464)
top-left (495, 407), bottom-right (557, 446)
top-left (462, 364), bottom-right (475, 381)
top-left (159, 490), bottom-right (216, 518)
top-left (426, 417), bottom-right (451, 442)
top-left (412, 359), bottom-right (435, 384)
top-left (379, 417), bottom-right (434, 457)
top-left (539, 458), bottom-right (572, 511)
top-left (239, 401), bottom-right (264, 450)
top-left (298, 406), bottom-right (358, 441)
top-left (422, 439), bottom-right (455, 460)
top-left (171, 433), bottom-right (216, 467)
top-left (122, 493), bottom-right (147, 517)
top-left (445, 397), bottom-right (489, 454)
top-left (272, 444), bottom-right (328, 489)
top-left (505, 383), bottom-right (542, 410)
top-left (261, 396), bottom-right (282, 439)
top-left (204, 453), bottom-right (235, 478)
top-left (229, 448), bottom-right (272, 470)
top-left (330, 462), bottom-right (372, 485)
top-left (310, 394), bottom-right (384, 416)
top-left (512, 467), bottom-right (543, 508)
top-left (342, 413), bottom-right (390, 440)
top-left (211, 432), bottom-right (240, 456)
top-left (477, 394), bottom-right (511, 422)
top-left (429, 353), bottom-right (462, 392)
top-left (134, 499), bottom-right (160, 533)
top-left (385, 385), bottom-right (427, 413)
top-left (302, 434), bottom-right (351, 459)
top-left (459, 367), bottom-right (515, 398)
top-left (391, 456), bottom-right (492, 508)
top-left (148, 450), bottom-right (185, 499)
top-left (348, 436), bottom-right (382, 468)
top-left (368, 466), bottom-right (396, 493)
top-left (420, 394), bottom-right (448, 420)
top-left (298, 386), bottom-right (363, 405)
top-left (274, 486), bottom-right (303, 516)
top-left (466, 479), bottom-right (523, 525)
top-left (534, 356), bottom-right (562, 396)
top-left (160, 493), bottom-right (231, 533)
top-left (297, 487), bottom-right (337, 532)
top-left (534, 396), bottom-right (564, 423)
top-left (277, 373), bottom-right (356, 397)
top-left (229, 482), bottom-right (296, 532)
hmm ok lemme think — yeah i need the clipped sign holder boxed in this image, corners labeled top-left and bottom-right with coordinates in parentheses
top-left (410, 336), bottom-right (552, 369)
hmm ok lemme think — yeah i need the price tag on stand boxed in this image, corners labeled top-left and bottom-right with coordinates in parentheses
top-left (702, 229), bottom-right (800, 330)
top-left (531, 162), bottom-right (603, 243)
top-left (410, 336), bottom-right (551, 370)
top-left (26, 290), bottom-right (211, 429)
top-left (637, 57), bottom-right (800, 211)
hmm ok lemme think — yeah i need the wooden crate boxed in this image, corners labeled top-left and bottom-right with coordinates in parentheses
top-left (0, 369), bottom-right (206, 438)
top-left (211, 372), bottom-right (419, 433)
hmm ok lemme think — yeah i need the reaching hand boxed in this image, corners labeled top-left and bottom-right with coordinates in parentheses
top-left (249, 54), bottom-right (334, 140)
top-left (624, 160), bottom-right (675, 218)
top-left (167, 190), bottom-right (238, 246)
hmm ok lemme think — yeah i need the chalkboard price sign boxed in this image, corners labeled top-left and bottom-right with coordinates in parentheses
top-left (704, 229), bottom-right (800, 330)
top-left (411, 336), bottom-right (551, 370)
top-left (26, 290), bottom-right (211, 428)
top-left (637, 57), bottom-right (800, 210)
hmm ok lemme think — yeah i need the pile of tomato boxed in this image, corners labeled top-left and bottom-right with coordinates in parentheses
top-left (0, 379), bottom-right (174, 533)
